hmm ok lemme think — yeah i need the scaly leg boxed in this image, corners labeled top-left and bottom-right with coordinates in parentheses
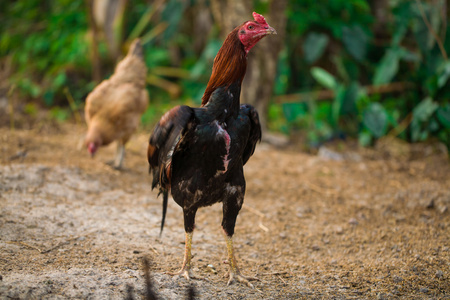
top-left (114, 141), bottom-right (125, 169)
top-left (167, 231), bottom-right (201, 280)
top-left (222, 180), bottom-right (258, 288)
top-left (223, 231), bottom-right (258, 288)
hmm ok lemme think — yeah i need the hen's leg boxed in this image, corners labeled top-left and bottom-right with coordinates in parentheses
top-left (222, 194), bottom-right (258, 288)
top-left (168, 208), bottom-right (201, 280)
top-left (113, 141), bottom-right (125, 169)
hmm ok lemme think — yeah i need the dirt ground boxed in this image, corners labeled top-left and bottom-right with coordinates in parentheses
top-left (0, 122), bottom-right (449, 299)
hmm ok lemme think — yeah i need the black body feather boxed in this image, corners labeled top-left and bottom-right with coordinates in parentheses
top-left (148, 82), bottom-right (261, 235)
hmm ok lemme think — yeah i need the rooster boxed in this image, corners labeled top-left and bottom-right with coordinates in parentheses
top-left (84, 39), bottom-right (149, 169)
top-left (147, 13), bottom-right (276, 287)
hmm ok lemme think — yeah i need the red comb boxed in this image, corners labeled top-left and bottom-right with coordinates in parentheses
top-left (252, 12), bottom-right (268, 25)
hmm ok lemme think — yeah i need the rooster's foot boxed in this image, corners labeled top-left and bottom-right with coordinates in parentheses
top-left (105, 161), bottom-right (123, 170)
top-left (227, 271), bottom-right (258, 288)
top-left (167, 268), bottom-right (202, 281)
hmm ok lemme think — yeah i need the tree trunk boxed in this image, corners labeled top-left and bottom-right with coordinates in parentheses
top-left (86, 0), bottom-right (101, 83)
top-left (92, 0), bottom-right (127, 61)
top-left (210, 0), bottom-right (288, 135)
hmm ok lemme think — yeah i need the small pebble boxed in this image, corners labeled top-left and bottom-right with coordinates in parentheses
top-left (436, 270), bottom-right (443, 278)
top-left (349, 218), bottom-right (358, 225)
top-left (133, 250), bottom-right (140, 254)
top-left (392, 275), bottom-right (403, 283)
top-left (420, 287), bottom-right (429, 293)
top-left (207, 264), bottom-right (217, 274)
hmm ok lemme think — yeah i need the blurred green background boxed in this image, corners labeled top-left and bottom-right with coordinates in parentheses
top-left (1, 0), bottom-right (449, 150)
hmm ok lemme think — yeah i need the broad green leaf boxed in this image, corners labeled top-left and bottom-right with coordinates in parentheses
top-left (342, 25), bottom-right (368, 61)
top-left (341, 82), bottom-right (360, 115)
top-left (50, 107), bottom-right (70, 121)
top-left (311, 67), bottom-right (337, 90)
top-left (160, 0), bottom-right (187, 40)
top-left (43, 91), bottom-right (54, 106)
top-left (358, 130), bottom-right (372, 147)
top-left (411, 98), bottom-right (439, 142)
top-left (303, 32), bottom-right (329, 64)
top-left (282, 103), bottom-right (307, 123)
top-left (362, 103), bottom-right (388, 138)
top-left (397, 47), bottom-right (420, 62)
top-left (392, 23), bottom-right (407, 46)
top-left (332, 85), bottom-right (346, 126)
top-left (190, 40), bottom-right (222, 79)
top-left (53, 72), bottom-right (67, 89)
top-left (437, 104), bottom-right (450, 129)
top-left (413, 97), bottom-right (438, 122)
top-left (438, 62), bottom-right (450, 88)
top-left (373, 50), bottom-right (399, 85)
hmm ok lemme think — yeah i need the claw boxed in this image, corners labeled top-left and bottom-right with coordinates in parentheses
top-left (227, 271), bottom-right (258, 288)
top-left (167, 268), bottom-right (202, 281)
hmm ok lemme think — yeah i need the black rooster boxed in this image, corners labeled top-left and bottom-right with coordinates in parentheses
top-left (147, 12), bottom-right (276, 287)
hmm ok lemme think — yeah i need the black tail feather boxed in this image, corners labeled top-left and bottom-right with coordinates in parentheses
top-left (160, 189), bottom-right (168, 236)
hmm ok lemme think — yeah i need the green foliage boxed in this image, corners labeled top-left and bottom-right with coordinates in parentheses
top-left (373, 49), bottom-right (400, 85)
top-left (1, 0), bottom-right (450, 151)
top-left (311, 67), bottom-right (338, 90)
top-left (49, 106), bottom-right (70, 122)
top-left (362, 103), bottom-right (388, 138)
top-left (411, 97), bottom-right (439, 142)
top-left (342, 25), bottom-right (369, 62)
top-left (437, 104), bottom-right (450, 129)
top-left (274, 49), bottom-right (290, 95)
top-left (1, 0), bottom-right (90, 104)
top-left (278, 0), bottom-right (450, 150)
top-left (303, 33), bottom-right (329, 64)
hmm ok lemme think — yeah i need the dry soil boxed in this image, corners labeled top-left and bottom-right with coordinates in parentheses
top-left (0, 123), bottom-right (449, 299)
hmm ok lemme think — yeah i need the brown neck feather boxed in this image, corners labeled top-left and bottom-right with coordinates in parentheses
top-left (201, 26), bottom-right (247, 106)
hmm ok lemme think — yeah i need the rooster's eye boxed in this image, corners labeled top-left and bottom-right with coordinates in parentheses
top-left (248, 25), bottom-right (254, 30)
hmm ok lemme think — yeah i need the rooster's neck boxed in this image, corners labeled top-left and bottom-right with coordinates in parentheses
top-left (201, 27), bottom-right (247, 107)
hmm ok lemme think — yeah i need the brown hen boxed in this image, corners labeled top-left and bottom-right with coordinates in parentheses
top-left (85, 39), bottom-right (149, 169)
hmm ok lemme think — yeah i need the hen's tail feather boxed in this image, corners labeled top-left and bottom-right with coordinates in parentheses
top-left (159, 189), bottom-right (169, 237)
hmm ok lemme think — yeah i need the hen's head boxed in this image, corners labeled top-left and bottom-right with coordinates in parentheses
top-left (87, 142), bottom-right (98, 157)
top-left (238, 12), bottom-right (277, 54)
top-left (85, 132), bottom-right (102, 157)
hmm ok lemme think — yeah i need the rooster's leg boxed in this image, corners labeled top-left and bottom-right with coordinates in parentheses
top-left (168, 208), bottom-right (201, 280)
top-left (114, 141), bottom-right (125, 169)
top-left (222, 195), bottom-right (258, 288)
top-left (223, 232), bottom-right (258, 288)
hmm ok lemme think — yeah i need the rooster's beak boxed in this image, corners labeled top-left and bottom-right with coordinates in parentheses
top-left (265, 26), bottom-right (277, 35)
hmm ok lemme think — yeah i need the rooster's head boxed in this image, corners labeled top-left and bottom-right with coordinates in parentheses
top-left (238, 12), bottom-right (277, 54)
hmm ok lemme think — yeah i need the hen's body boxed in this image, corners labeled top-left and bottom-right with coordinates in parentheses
top-left (85, 39), bottom-right (148, 169)
top-left (148, 13), bottom-right (275, 287)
